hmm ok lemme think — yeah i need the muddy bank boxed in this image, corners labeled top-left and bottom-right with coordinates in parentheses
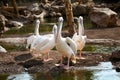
top-left (0, 50), bottom-right (111, 74)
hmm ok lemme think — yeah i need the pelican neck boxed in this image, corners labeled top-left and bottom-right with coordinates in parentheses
top-left (78, 19), bottom-right (83, 35)
top-left (57, 21), bottom-right (63, 39)
top-left (34, 21), bottom-right (40, 35)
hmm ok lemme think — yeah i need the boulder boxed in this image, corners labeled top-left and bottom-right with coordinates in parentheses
top-left (109, 50), bottom-right (120, 72)
top-left (109, 50), bottom-right (120, 62)
top-left (6, 21), bottom-right (23, 29)
top-left (28, 3), bottom-right (40, 12)
top-left (73, 4), bottom-right (88, 15)
top-left (89, 7), bottom-right (118, 27)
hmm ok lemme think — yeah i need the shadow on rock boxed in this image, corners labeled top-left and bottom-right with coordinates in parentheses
top-left (49, 66), bottom-right (65, 77)
top-left (14, 53), bottom-right (33, 62)
top-left (18, 59), bottom-right (43, 68)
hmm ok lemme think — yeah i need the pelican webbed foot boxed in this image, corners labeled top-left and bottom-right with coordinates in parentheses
top-left (43, 58), bottom-right (53, 62)
top-left (55, 63), bottom-right (65, 66)
top-left (63, 65), bottom-right (69, 70)
top-left (76, 56), bottom-right (85, 59)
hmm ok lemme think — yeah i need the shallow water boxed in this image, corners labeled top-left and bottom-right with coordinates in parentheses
top-left (91, 62), bottom-right (120, 80)
top-left (3, 16), bottom-right (92, 36)
top-left (1, 62), bottom-right (120, 80)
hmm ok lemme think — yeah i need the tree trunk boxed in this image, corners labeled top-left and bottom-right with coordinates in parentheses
top-left (0, 15), bottom-right (7, 36)
top-left (12, 0), bottom-right (19, 17)
top-left (64, 0), bottom-right (75, 36)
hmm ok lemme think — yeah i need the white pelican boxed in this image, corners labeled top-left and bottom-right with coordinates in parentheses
top-left (72, 16), bottom-right (87, 59)
top-left (55, 17), bottom-right (77, 69)
top-left (30, 24), bottom-right (57, 62)
top-left (26, 19), bottom-right (40, 49)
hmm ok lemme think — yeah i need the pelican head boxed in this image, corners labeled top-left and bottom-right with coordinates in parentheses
top-left (57, 17), bottom-right (64, 30)
top-left (35, 19), bottom-right (40, 24)
top-left (71, 55), bottom-right (76, 64)
top-left (58, 17), bottom-right (64, 22)
top-left (79, 16), bottom-right (83, 21)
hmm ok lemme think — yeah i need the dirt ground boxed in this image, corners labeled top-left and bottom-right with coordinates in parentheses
top-left (0, 50), bottom-right (111, 74)
top-left (0, 27), bottom-right (120, 74)
top-left (85, 27), bottom-right (120, 40)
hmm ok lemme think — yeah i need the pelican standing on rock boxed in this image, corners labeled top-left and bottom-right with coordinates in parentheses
top-left (30, 24), bottom-right (57, 62)
top-left (72, 16), bottom-right (87, 59)
top-left (55, 17), bottom-right (77, 69)
top-left (26, 19), bottom-right (40, 49)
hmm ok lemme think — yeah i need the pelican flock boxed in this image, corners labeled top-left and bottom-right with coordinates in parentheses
top-left (72, 16), bottom-right (87, 59)
top-left (26, 16), bottom-right (86, 69)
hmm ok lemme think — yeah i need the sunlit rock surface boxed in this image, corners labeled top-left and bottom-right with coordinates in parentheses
top-left (89, 7), bottom-right (118, 27)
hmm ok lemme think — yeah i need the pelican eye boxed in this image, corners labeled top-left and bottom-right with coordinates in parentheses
top-left (67, 43), bottom-right (70, 46)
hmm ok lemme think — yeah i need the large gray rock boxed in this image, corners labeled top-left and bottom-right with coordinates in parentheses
top-left (7, 21), bottom-right (23, 29)
top-left (28, 3), bottom-right (40, 12)
top-left (73, 4), bottom-right (88, 15)
top-left (89, 7), bottom-right (118, 27)
top-left (110, 50), bottom-right (120, 62)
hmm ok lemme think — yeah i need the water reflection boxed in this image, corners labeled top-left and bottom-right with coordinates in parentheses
top-left (92, 62), bottom-right (120, 80)
top-left (4, 62), bottom-right (120, 80)
top-left (54, 70), bottom-right (92, 80)
top-left (7, 72), bottom-right (33, 80)
top-left (6, 70), bottom-right (92, 80)
top-left (93, 70), bottom-right (120, 80)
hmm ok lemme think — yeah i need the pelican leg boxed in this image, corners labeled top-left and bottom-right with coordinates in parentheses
top-left (44, 52), bottom-right (53, 62)
top-left (55, 56), bottom-right (64, 66)
top-left (38, 53), bottom-right (42, 57)
top-left (78, 50), bottom-right (85, 59)
top-left (32, 51), bottom-right (41, 58)
top-left (60, 56), bottom-right (63, 65)
top-left (64, 57), bottom-right (70, 70)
